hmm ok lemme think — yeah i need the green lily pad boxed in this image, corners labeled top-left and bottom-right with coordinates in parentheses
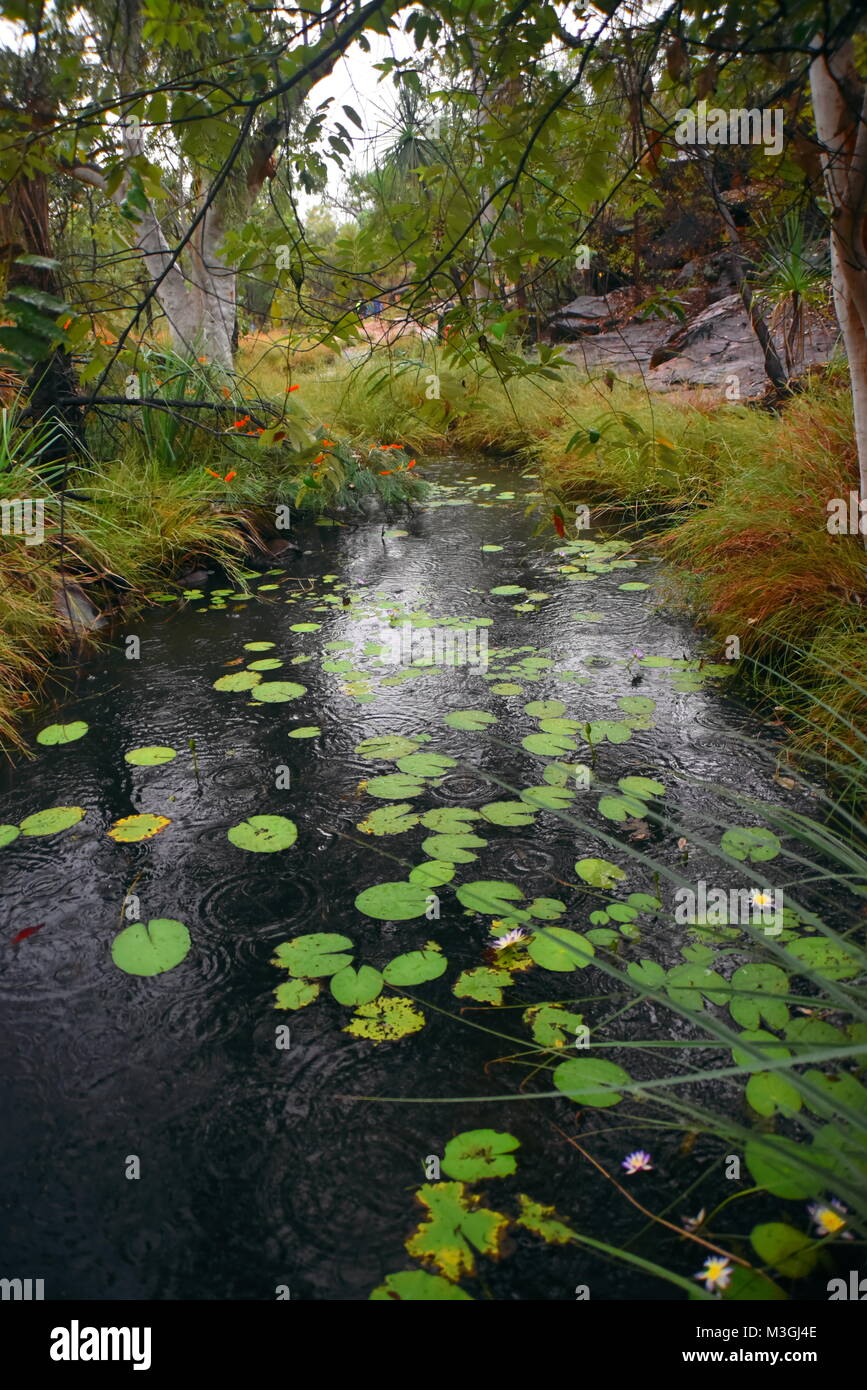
top-left (422, 833), bottom-right (487, 864)
top-left (370, 1271), bottom-right (472, 1301)
top-left (480, 800), bottom-right (536, 827)
top-left (553, 1057), bottom-right (630, 1107)
top-left (575, 857), bottom-right (626, 889)
top-left (0, 825), bottom-right (20, 848)
top-left (111, 918), bottom-right (191, 976)
top-left (244, 641), bottom-right (275, 651)
top-left (355, 881), bottom-right (433, 920)
top-left (443, 710), bottom-right (497, 731)
top-left (419, 807), bottom-right (481, 832)
top-left (248, 658), bottom-right (283, 671)
top-left (520, 785), bottom-right (575, 809)
top-left (721, 826), bottom-right (782, 862)
top-left (383, 949), bottom-right (447, 986)
top-left (407, 1182), bottom-right (509, 1279)
top-left (524, 699), bottom-right (566, 718)
top-left (524, 1003), bottom-right (586, 1048)
top-left (453, 966), bottom-right (512, 1004)
top-left (442, 1129), bottom-right (519, 1181)
top-left (490, 585), bottom-right (526, 596)
top-left (124, 746), bottom-right (177, 766)
top-left (20, 806), bottom-right (86, 836)
top-left (274, 978), bottom-right (321, 1010)
top-left (251, 681), bottom-right (307, 703)
top-left (355, 735), bottom-right (421, 759)
top-left (515, 1194), bottom-right (577, 1243)
top-left (408, 860), bottom-right (455, 887)
top-left (395, 753), bottom-right (457, 777)
top-left (330, 965), bottom-right (384, 1006)
top-left (522, 732), bottom-right (576, 756)
top-left (227, 815), bottom-right (298, 852)
top-left (214, 671), bottom-right (262, 692)
top-left (598, 793), bottom-right (648, 821)
top-left (288, 726), bottom-right (321, 739)
top-left (456, 880), bottom-right (524, 915)
top-left (272, 933), bottom-right (354, 977)
top-left (528, 928), bottom-right (595, 971)
top-left (618, 775), bottom-right (665, 798)
top-left (36, 721), bottom-right (89, 746)
top-left (357, 803), bottom-right (419, 836)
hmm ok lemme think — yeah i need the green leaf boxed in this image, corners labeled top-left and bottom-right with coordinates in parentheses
top-left (408, 860), bottom-right (455, 887)
top-left (251, 680), bottom-right (307, 702)
top-left (355, 734), bottom-right (421, 760)
top-left (20, 806), bottom-right (85, 836)
top-left (273, 933), bottom-right (354, 978)
top-left (480, 800), bottom-right (536, 827)
top-left (0, 825), bottom-right (20, 848)
top-left (617, 775), bottom-right (665, 798)
top-left (370, 1271), bottom-right (473, 1300)
top-left (107, 813), bottom-right (170, 842)
top-left (553, 1057), bottom-right (630, 1107)
top-left (213, 670), bottom-right (262, 691)
top-left (422, 832), bottom-right (487, 863)
top-left (36, 721), bottom-right (89, 746)
top-left (575, 857), bottom-right (625, 889)
top-left (598, 793), bottom-right (648, 821)
top-left (456, 880), bottom-right (524, 915)
top-left (522, 731), bottom-right (577, 756)
top-left (420, 806), bottom-right (481, 832)
top-left (721, 826), bottom-right (782, 862)
top-left (786, 937), bottom-right (863, 981)
top-left (366, 773), bottom-right (427, 800)
top-left (383, 949), bottom-right (447, 986)
top-left (330, 964), bottom-right (383, 1006)
top-left (453, 966), bottom-right (512, 1004)
top-left (746, 1071), bottom-right (803, 1117)
top-left (228, 815), bottom-right (298, 852)
top-left (730, 964), bottom-right (790, 1029)
top-left (443, 709), bottom-right (497, 731)
top-left (357, 803), bottom-right (419, 835)
top-left (442, 1129), bottom-right (519, 1181)
top-left (528, 927), bottom-right (595, 971)
top-left (111, 918), bottom-right (191, 976)
top-left (516, 1193), bottom-right (577, 1243)
top-left (395, 752), bottom-right (456, 777)
top-left (274, 978), bottom-right (320, 1010)
top-left (406, 1182), bottom-right (509, 1279)
top-left (627, 959), bottom-right (665, 988)
top-left (750, 1223), bottom-right (817, 1278)
top-left (745, 1137), bottom-right (821, 1199)
top-left (124, 746), bottom-right (177, 766)
top-left (355, 881), bottom-right (433, 920)
top-left (524, 1003), bottom-right (585, 1048)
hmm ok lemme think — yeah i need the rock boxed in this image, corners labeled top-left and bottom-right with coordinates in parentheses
top-left (548, 295), bottom-right (618, 339)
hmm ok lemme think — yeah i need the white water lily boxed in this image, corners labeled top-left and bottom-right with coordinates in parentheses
top-left (493, 928), bottom-right (526, 950)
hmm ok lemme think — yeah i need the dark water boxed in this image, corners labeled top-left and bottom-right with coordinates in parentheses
top-left (0, 457), bottom-right (837, 1300)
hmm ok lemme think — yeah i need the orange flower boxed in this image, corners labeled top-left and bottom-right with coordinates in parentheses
top-left (286, 384), bottom-right (299, 393)
top-left (224, 471), bottom-right (236, 483)
top-left (198, 356), bottom-right (208, 363)
top-left (322, 439), bottom-right (335, 447)
top-left (407, 459), bottom-right (416, 469)
top-left (379, 469), bottom-right (392, 476)
top-left (221, 385), bottom-right (231, 399)
top-left (205, 467), bottom-right (221, 478)
top-left (231, 415), bottom-right (251, 429)
top-left (313, 452), bottom-right (325, 463)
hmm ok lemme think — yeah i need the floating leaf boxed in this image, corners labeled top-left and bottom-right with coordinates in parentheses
top-left (516, 1194), bottom-right (577, 1243)
top-left (288, 726), bottom-right (321, 738)
top-left (480, 800), bottom-right (536, 827)
top-left (746, 1071), bottom-right (803, 1118)
top-left (330, 964), bottom-right (383, 1006)
top-left (124, 746), bottom-right (177, 766)
top-left (786, 937), bottom-right (862, 981)
top-left (244, 641), bottom-right (275, 651)
top-left (111, 918), bottom-right (191, 976)
top-left (456, 880), bottom-right (524, 915)
top-left (366, 773), bottom-right (427, 800)
top-left (453, 966), bottom-right (512, 1004)
top-left (274, 978), bottom-right (320, 1010)
top-left (575, 857), bottom-right (625, 889)
top-left (409, 860), bottom-right (455, 887)
top-left (370, 1271), bottom-right (473, 1300)
top-left (442, 1129), bottom-right (519, 1181)
top-left (407, 1182), bottom-right (509, 1280)
top-left (344, 995), bottom-right (426, 1041)
top-left (248, 658), bottom-right (283, 671)
top-left (520, 785), bottom-right (575, 810)
top-left (21, 806), bottom-right (86, 836)
top-left (553, 1057), bottom-right (630, 1107)
top-left (355, 881), bottom-right (432, 920)
top-left (214, 671), bottom-right (261, 691)
top-left (36, 721), bottom-right (88, 746)
top-left (422, 832), bottom-right (487, 863)
top-left (721, 826), bottom-right (782, 862)
top-left (524, 699), bottom-right (566, 718)
top-left (618, 697), bottom-right (656, 715)
top-left (528, 928), bottom-right (595, 971)
top-left (251, 680), bottom-right (307, 702)
top-left (598, 793), bottom-right (648, 821)
top-left (395, 752), bottom-right (456, 777)
top-left (357, 803), bottom-right (419, 836)
top-left (618, 775), bottom-right (665, 798)
top-left (273, 933), bottom-right (353, 977)
top-left (420, 807), bottom-right (481, 832)
top-left (524, 1003), bottom-right (586, 1048)
top-left (522, 731), bottom-right (576, 756)
top-left (490, 584), bottom-right (526, 596)
top-left (355, 734), bottom-right (421, 759)
top-left (749, 1223), bottom-right (817, 1279)
top-left (730, 964), bottom-right (790, 1029)
top-left (383, 949), bottom-right (446, 986)
top-left (0, 825), bottom-right (20, 848)
top-left (228, 815), bottom-right (297, 852)
top-left (107, 813), bottom-right (169, 842)
top-left (443, 710), bottom-right (497, 731)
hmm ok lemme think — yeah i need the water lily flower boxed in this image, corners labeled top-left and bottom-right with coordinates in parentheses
top-left (808, 1199), bottom-right (852, 1238)
top-left (631, 647), bottom-right (644, 659)
top-left (622, 1150), bottom-right (653, 1175)
top-left (493, 928), bottom-right (526, 950)
top-left (749, 889), bottom-right (775, 911)
top-left (694, 1256), bottom-right (733, 1293)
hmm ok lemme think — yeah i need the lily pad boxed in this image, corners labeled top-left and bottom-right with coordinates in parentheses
top-left (111, 918), bottom-right (191, 976)
top-left (21, 806), bottom-right (86, 836)
top-left (370, 1271), bottom-right (472, 1301)
top-left (395, 752), bottom-right (457, 778)
top-left (272, 933), bottom-right (354, 977)
top-left (214, 671), bottom-right (261, 692)
top-left (251, 681), bottom-right (307, 703)
top-left (288, 726), bottom-right (321, 739)
top-left (408, 860), bottom-right (455, 887)
top-left (227, 815), bottom-right (298, 852)
top-left (330, 965), bottom-right (384, 1006)
top-left (124, 746), bottom-right (177, 766)
top-left (575, 857), bottom-right (626, 889)
top-left (553, 1057), bottom-right (630, 1107)
top-left (36, 721), bottom-right (89, 746)
top-left (357, 804), bottom-right (419, 836)
top-left (383, 949), bottom-right (447, 986)
top-left (355, 735), bottom-right (420, 760)
top-left (344, 995), bottom-right (426, 1041)
top-left (456, 880), bottom-right (524, 915)
top-left (422, 832), bottom-right (487, 863)
top-left (0, 825), bottom-right (20, 848)
top-left (355, 881), bottom-right (432, 920)
top-left (442, 1129), bottom-right (519, 1181)
top-left (407, 1182), bottom-right (508, 1279)
top-left (528, 928), bottom-right (595, 971)
top-left (480, 800), bottom-right (536, 827)
top-left (453, 966), bottom-right (512, 1004)
top-left (721, 826), bottom-right (782, 862)
top-left (107, 813), bottom-right (170, 842)
top-left (443, 710), bottom-right (497, 731)
top-left (274, 978), bottom-right (321, 1010)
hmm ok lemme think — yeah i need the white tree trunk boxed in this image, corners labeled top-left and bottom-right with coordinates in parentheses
top-left (810, 38), bottom-right (867, 543)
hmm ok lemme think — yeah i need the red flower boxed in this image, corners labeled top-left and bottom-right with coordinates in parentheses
top-left (224, 471), bottom-right (236, 483)
top-left (552, 514), bottom-right (566, 537)
top-left (286, 384), bottom-right (299, 392)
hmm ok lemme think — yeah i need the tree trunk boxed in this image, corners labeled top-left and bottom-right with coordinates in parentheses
top-left (810, 37), bottom-right (867, 543)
